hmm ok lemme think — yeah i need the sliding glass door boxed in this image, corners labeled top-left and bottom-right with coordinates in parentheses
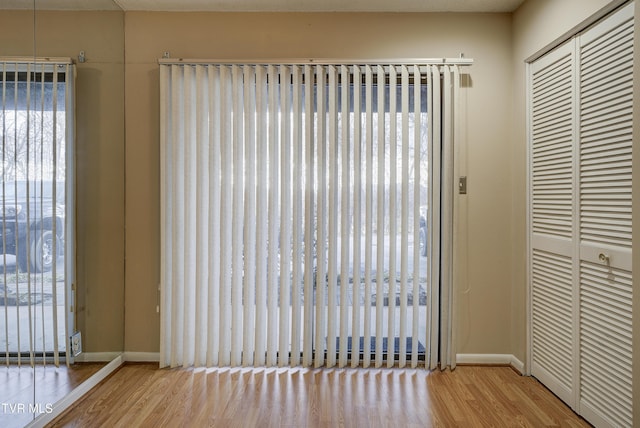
top-left (306, 70), bottom-right (429, 367)
top-left (160, 62), bottom-right (463, 369)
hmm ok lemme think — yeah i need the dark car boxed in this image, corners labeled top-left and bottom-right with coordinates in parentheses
top-left (0, 181), bottom-right (64, 272)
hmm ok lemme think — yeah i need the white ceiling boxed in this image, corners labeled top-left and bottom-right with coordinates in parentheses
top-left (1, 0), bottom-right (526, 12)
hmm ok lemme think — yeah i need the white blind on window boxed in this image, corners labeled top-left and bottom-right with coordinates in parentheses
top-left (0, 59), bottom-right (75, 367)
top-left (160, 61), bottom-right (463, 369)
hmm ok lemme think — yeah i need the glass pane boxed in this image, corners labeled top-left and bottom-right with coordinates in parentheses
top-left (0, 73), bottom-right (67, 359)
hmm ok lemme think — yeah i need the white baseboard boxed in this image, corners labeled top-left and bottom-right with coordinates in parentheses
top-left (74, 352), bottom-right (122, 362)
top-left (456, 354), bottom-right (525, 374)
top-left (27, 355), bottom-right (124, 428)
top-left (509, 355), bottom-right (525, 374)
top-left (71, 351), bottom-right (160, 363)
top-left (123, 352), bottom-right (160, 363)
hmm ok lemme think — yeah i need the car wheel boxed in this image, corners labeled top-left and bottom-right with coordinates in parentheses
top-left (30, 229), bottom-right (62, 273)
top-left (419, 227), bottom-right (427, 257)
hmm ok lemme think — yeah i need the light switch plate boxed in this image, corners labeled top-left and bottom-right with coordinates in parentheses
top-left (459, 176), bottom-right (467, 194)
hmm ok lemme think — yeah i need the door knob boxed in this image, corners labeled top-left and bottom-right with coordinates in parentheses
top-left (598, 253), bottom-right (610, 264)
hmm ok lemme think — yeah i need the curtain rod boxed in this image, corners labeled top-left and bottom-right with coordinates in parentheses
top-left (158, 57), bottom-right (473, 66)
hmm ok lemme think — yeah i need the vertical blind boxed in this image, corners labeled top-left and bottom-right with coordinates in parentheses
top-left (160, 61), bottom-right (463, 369)
top-left (0, 59), bottom-right (75, 367)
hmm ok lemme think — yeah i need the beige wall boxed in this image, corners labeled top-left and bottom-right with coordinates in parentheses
top-left (511, 0), bottom-right (623, 365)
top-left (123, 11), bottom-right (515, 353)
top-left (0, 11), bottom-right (126, 353)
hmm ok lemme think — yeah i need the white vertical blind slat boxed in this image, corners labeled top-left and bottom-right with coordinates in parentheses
top-left (38, 66), bottom-right (46, 364)
top-left (387, 65), bottom-right (397, 368)
top-left (339, 65), bottom-right (350, 368)
top-left (219, 65), bottom-right (233, 366)
top-left (290, 65), bottom-right (303, 367)
top-left (169, 65), bottom-right (184, 367)
top-left (231, 65), bottom-right (244, 366)
top-left (207, 65), bottom-right (221, 366)
top-left (279, 65), bottom-right (292, 367)
top-left (25, 63), bottom-right (34, 367)
top-left (64, 64), bottom-right (75, 367)
top-left (375, 64), bottom-right (385, 368)
top-left (50, 66), bottom-right (61, 366)
top-left (363, 65), bottom-right (374, 368)
top-left (450, 66), bottom-right (460, 370)
top-left (194, 65), bottom-right (209, 367)
top-left (351, 65), bottom-right (363, 368)
top-left (254, 66), bottom-right (268, 366)
top-left (182, 65), bottom-right (197, 367)
top-left (1, 64), bottom-right (9, 366)
top-left (302, 65), bottom-right (314, 367)
top-left (12, 66), bottom-right (21, 367)
top-left (163, 67), bottom-right (176, 363)
top-left (315, 65), bottom-right (327, 368)
top-left (399, 65), bottom-right (409, 368)
top-left (159, 63), bottom-right (170, 366)
top-left (441, 66), bottom-right (453, 369)
top-left (428, 65), bottom-right (441, 370)
top-left (243, 65), bottom-right (257, 366)
top-left (411, 65), bottom-right (421, 368)
top-left (267, 64), bottom-right (280, 367)
top-left (326, 65), bottom-right (338, 368)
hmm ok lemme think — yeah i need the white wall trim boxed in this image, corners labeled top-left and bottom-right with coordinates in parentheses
top-left (74, 351), bottom-right (160, 362)
top-left (456, 354), bottom-right (525, 374)
top-left (73, 352), bottom-right (122, 362)
top-left (26, 355), bottom-right (124, 428)
top-left (509, 355), bottom-right (525, 374)
top-left (123, 352), bottom-right (160, 362)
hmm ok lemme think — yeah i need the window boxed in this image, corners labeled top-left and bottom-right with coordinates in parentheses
top-left (0, 60), bottom-right (75, 366)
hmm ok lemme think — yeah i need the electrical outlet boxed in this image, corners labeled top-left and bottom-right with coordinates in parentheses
top-left (71, 332), bottom-right (82, 356)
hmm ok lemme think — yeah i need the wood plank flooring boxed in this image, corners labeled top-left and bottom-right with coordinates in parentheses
top-left (49, 363), bottom-right (590, 427)
top-left (0, 363), bottom-right (105, 428)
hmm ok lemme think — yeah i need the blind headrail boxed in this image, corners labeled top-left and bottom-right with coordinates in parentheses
top-left (158, 57), bottom-right (473, 66)
top-left (0, 56), bottom-right (74, 65)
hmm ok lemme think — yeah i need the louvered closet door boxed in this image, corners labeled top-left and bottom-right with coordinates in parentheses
top-left (578, 3), bottom-right (634, 427)
top-left (529, 40), bottom-right (577, 409)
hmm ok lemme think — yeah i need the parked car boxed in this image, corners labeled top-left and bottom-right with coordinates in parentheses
top-left (0, 181), bottom-right (64, 272)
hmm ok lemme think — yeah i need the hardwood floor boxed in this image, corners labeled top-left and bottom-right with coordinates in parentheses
top-left (0, 363), bottom-right (106, 428)
top-left (50, 363), bottom-right (590, 427)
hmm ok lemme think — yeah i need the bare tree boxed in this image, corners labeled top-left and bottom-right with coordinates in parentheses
top-left (1, 110), bottom-right (66, 182)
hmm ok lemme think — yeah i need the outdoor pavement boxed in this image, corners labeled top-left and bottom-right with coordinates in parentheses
top-left (0, 255), bottom-right (66, 354)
